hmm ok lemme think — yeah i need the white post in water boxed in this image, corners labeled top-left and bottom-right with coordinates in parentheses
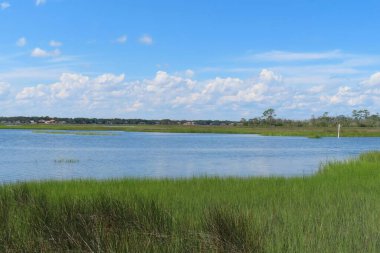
top-left (337, 124), bottom-right (341, 138)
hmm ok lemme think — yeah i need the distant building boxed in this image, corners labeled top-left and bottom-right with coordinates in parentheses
top-left (38, 119), bottom-right (56, 124)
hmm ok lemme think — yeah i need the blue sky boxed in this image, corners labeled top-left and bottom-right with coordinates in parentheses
top-left (0, 0), bottom-right (380, 119)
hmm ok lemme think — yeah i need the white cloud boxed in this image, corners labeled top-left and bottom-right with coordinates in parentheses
top-left (16, 73), bottom-right (125, 103)
top-left (203, 77), bottom-right (243, 95)
top-left (308, 85), bottom-right (324, 94)
top-left (185, 69), bottom-right (195, 78)
top-left (217, 69), bottom-right (284, 105)
top-left (9, 70), bottom-right (302, 117)
top-left (0, 2), bottom-right (10, 10)
top-left (35, 0), bottom-right (46, 6)
top-left (16, 84), bottom-right (47, 100)
top-left (320, 86), bottom-right (369, 107)
top-left (50, 73), bottom-right (90, 99)
top-left (173, 69), bottom-right (283, 108)
top-left (94, 73), bottom-right (125, 85)
top-left (218, 79), bottom-right (270, 104)
top-left (9, 68), bottom-right (380, 119)
top-left (115, 35), bottom-right (127, 44)
top-left (31, 48), bottom-right (61, 58)
top-left (16, 37), bottom-right (27, 47)
top-left (146, 71), bottom-right (194, 92)
top-left (258, 69), bottom-right (282, 83)
top-left (49, 40), bottom-right (63, 47)
top-left (362, 72), bottom-right (380, 87)
top-left (125, 101), bottom-right (143, 112)
top-left (139, 35), bottom-right (153, 45)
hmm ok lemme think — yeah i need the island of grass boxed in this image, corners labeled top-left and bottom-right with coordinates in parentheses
top-left (2, 123), bottom-right (380, 137)
top-left (1, 152), bottom-right (380, 252)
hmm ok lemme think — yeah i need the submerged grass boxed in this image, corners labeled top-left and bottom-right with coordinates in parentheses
top-left (1, 152), bottom-right (380, 252)
top-left (54, 159), bottom-right (79, 163)
top-left (32, 130), bottom-right (119, 136)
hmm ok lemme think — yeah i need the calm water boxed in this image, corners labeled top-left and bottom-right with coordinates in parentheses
top-left (0, 130), bottom-right (379, 183)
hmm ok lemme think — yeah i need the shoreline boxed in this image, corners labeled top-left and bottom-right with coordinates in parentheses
top-left (1, 124), bottom-right (380, 137)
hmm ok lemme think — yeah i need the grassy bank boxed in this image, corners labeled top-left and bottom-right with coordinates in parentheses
top-left (1, 152), bottom-right (380, 252)
top-left (1, 123), bottom-right (380, 137)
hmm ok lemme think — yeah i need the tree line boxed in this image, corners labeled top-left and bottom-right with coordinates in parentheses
top-left (0, 109), bottom-right (379, 127)
top-left (241, 109), bottom-right (380, 127)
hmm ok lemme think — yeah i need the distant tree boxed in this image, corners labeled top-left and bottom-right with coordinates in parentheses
top-left (262, 108), bottom-right (276, 121)
top-left (353, 109), bottom-right (370, 120)
top-left (359, 109), bottom-right (370, 120)
top-left (240, 118), bottom-right (248, 126)
top-left (352, 110), bottom-right (359, 121)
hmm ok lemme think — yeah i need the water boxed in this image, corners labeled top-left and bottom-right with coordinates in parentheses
top-left (0, 130), bottom-right (379, 183)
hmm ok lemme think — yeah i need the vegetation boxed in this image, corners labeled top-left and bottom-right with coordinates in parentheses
top-left (1, 124), bottom-right (380, 137)
top-left (54, 159), bottom-right (79, 164)
top-left (1, 152), bottom-right (380, 252)
top-left (1, 109), bottom-right (380, 137)
top-left (1, 108), bottom-right (380, 128)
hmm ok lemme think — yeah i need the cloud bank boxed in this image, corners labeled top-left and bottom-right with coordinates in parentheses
top-left (1, 69), bottom-right (376, 119)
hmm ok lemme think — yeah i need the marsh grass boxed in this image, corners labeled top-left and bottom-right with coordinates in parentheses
top-left (2, 124), bottom-right (380, 137)
top-left (0, 152), bottom-right (380, 252)
top-left (203, 207), bottom-right (265, 252)
top-left (54, 159), bottom-right (79, 164)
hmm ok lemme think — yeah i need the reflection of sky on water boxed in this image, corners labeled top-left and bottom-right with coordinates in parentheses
top-left (0, 130), bottom-right (379, 182)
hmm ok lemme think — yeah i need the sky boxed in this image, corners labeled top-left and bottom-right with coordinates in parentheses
top-left (0, 0), bottom-right (380, 120)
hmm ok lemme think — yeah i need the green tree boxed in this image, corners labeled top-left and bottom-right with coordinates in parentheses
top-left (262, 108), bottom-right (276, 121)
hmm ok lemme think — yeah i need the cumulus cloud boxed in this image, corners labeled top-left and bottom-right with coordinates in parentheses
top-left (320, 86), bottom-right (369, 107)
top-left (16, 84), bottom-right (47, 100)
top-left (218, 69), bottom-right (284, 105)
top-left (94, 73), bottom-right (125, 85)
top-left (0, 2), bottom-right (10, 10)
top-left (31, 48), bottom-right (61, 58)
top-left (258, 69), bottom-right (282, 83)
top-left (11, 70), bottom-right (301, 117)
top-left (362, 72), bottom-right (380, 87)
top-left (49, 40), bottom-right (63, 47)
top-left (35, 0), bottom-right (46, 6)
top-left (10, 69), bottom-right (380, 119)
top-left (16, 37), bottom-right (27, 47)
top-left (115, 35), bottom-right (127, 44)
top-left (16, 73), bottom-right (124, 103)
top-left (139, 35), bottom-right (153, 45)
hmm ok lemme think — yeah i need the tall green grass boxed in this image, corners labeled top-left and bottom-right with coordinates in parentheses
top-left (0, 152), bottom-right (380, 252)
